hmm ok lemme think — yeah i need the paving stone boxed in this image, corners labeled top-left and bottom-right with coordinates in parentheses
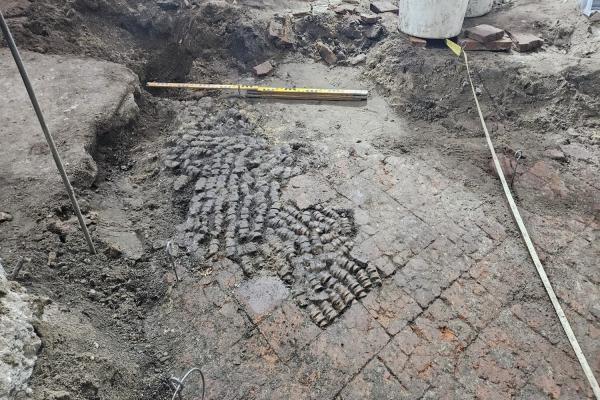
top-left (457, 309), bottom-right (594, 399)
top-left (199, 332), bottom-right (284, 399)
top-left (469, 238), bottom-right (537, 302)
top-left (519, 160), bottom-right (568, 200)
top-left (255, 373), bottom-right (313, 399)
top-left (372, 256), bottom-right (396, 277)
top-left (350, 236), bottom-right (382, 264)
top-left (465, 24), bottom-right (505, 43)
top-left (394, 237), bottom-right (471, 308)
top-left (253, 60), bottom-right (274, 77)
top-left (258, 301), bottom-right (321, 362)
top-left (370, 1), bottom-right (398, 14)
top-left (373, 214), bottom-right (436, 258)
top-left (509, 32), bottom-right (543, 52)
top-left (477, 216), bottom-right (507, 242)
top-left (273, 304), bottom-right (389, 399)
top-left (339, 358), bottom-right (407, 399)
top-left (379, 322), bottom-right (465, 399)
top-left (361, 279), bottom-right (422, 335)
top-left (441, 279), bottom-right (503, 330)
top-left (146, 280), bottom-right (253, 363)
top-left (524, 211), bottom-right (583, 256)
top-left (547, 263), bottom-right (599, 320)
top-left (551, 235), bottom-right (599, 285)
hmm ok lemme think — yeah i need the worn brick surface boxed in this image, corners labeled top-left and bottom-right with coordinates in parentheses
top-left (258, 301), bottom-right (321, 362)
top-left (379, 307), bottom-right (474, 400)
top-left (361, 279), bottom-right (422, 335)
top-left (395, 237), bottom-right (472, 308)
top-left (457, 310), bottom-right (594, 399)
top-left (339, 358), bottom-right (407, 399)
top-left (257, 304), bottom-right (389, 399)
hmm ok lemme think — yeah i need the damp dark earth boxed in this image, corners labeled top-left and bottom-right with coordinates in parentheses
top-left (1, 0), bottom-right (599, 399)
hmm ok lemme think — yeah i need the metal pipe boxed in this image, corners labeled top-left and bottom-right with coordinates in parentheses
top-left (0, 11), bottom-right (97, 254)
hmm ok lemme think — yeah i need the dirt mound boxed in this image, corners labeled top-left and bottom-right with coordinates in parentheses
top-left (365, 34), bottom-right (600, 134)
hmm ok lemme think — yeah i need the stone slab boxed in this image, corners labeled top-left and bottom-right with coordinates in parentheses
top-left (0, 50), bottom-right (139, 190)
top-left (509, 32), bottom-right (544, 52)
top-left (465, 24), bottom-right (505, 43)
top-left (370, 1), bottom-right (398, 14)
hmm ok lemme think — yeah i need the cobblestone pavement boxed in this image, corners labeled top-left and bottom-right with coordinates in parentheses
top-left (149, 62), bottom-right (599, 399)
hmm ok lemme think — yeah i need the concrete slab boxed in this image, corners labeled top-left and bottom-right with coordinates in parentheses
top-left (0, 50), bottom-right (139, 190)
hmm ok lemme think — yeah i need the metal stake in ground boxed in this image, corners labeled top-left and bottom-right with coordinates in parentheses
top-left (0, 11), bottom-right (96, 254)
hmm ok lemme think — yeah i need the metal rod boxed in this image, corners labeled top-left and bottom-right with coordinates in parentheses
top-left (0, 11), bottom-right (96, 254)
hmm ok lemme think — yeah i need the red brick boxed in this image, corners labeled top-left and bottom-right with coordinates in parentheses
top-left (253, 61), bottom-right (273, 77)
top-left (409, 35), bottom-right (427, 48)
top-left (465, 24), bottom-right (505, 43)
top-left (360, 13), bottom-right (380, 24)
top-left (370, 1), bottom-right (398, 14)
top-left (509, 32), bottom-right (543, 52)
top-left (459, 36), bottom-right (512, 52)
top-left (316, 41), bottom-right (337, 65)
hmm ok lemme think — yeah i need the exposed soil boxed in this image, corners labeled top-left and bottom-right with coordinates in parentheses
top-left (1, 0), bottom-right (599, 399)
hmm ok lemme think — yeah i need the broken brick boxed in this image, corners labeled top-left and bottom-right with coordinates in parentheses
top-left (268, 16), bottom-right (295, 47)
top-left (332, 4), bottom-right (357, 14)
top-left (370, 1), bottom-right (398, 14)
top-left (465, 24), bottom-right (505, 43)
top-left (408, 36), bottom-right (427, 48)
top-left (253, 61), bottom-right (273, 77)
top-left (360, 13), bottom-right (380, 24)
top-left (316, 41), bottom-right (337, 65)
top-left (458, 35), bottom-right (512, 51)
top-left (509, 32), bottom-right (543, 52)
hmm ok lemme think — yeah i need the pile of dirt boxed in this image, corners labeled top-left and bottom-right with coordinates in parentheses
top-left (365, 34), bottom-right (600, 135)
top-left (292, 11), bottom-right (386, 65)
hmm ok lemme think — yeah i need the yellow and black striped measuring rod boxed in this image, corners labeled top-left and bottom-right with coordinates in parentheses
top-left (146, 82), bottom-right (368, 101)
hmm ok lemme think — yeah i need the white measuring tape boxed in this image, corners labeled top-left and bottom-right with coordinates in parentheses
top-left (445, 39), bottom-right (600, 399)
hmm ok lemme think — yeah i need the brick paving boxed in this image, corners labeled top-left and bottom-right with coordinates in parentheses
top-left (150, 88), bottom-right (599, 399)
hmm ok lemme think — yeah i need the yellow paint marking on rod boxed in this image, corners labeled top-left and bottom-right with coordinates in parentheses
top-left (446, 39), bottom-right (600, 399)
top-left (146, 82), bottom-right (368, 101)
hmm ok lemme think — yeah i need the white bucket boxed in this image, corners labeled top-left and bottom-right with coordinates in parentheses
top-left (465, 0), bottom-right (494, 17)
top-left (398, 0), bottom-right (471, 39)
